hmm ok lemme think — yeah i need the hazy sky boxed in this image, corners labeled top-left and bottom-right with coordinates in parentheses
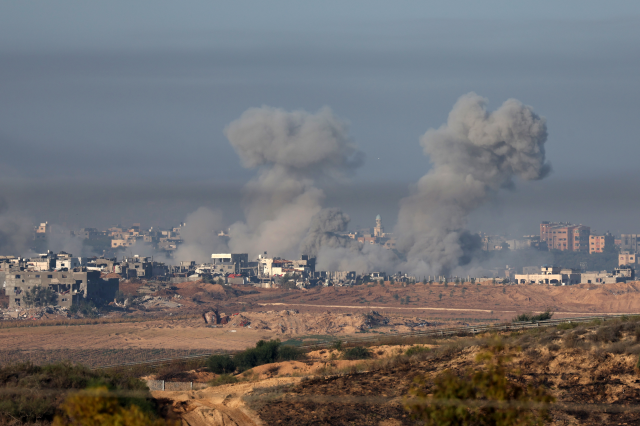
top-left (1, 1), bottom-right (640, 235)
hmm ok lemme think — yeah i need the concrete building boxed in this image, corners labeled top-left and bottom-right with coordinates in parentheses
top-left (480, 234), bottom-right (506, 251)
top-left (34, 222), bottom-right (49, 240)
top-left (515, 265), bottom-right (633, 285)
top-left (514, 266), bottom-right (581, 285)
top-left (373, 214), bottom-right (385, 237)
top-left (589, 233), bottom-right (614, 254)
top-left (55, 253), bottom-right (86, 271)
top-left (4, 269), bottom-right (118, 309)
top-left (620, 234), bottom-right (640, 254)
top-left (25, 252), bottom-right (56, 271)
top-left (619, 251), bottom-right (637, 267)
top-left (540, 222), bottom-right (590, 252)
top-left (257, 254), bottom-right (315, 279)
top-left (118, 255), bottom-right (152, 279)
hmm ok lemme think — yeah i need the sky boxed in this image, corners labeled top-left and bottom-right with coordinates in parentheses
top-left (1, 1), bottom-right (640, 236)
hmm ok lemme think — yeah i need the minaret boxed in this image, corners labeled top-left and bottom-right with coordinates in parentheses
top-left (374, 214), bottom-right (384, 237)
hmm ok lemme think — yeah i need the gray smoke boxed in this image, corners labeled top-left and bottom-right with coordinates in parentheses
top-left (127, 207), bottom-right (228, 264)
top-left (224, 106), bottom-right (363, 258)
top-left (302, 208), bottom-right (400, 274)
top-left (45, 224), bottom-right (90, 256)
top-left (0, 197), bottom-right (34, 256)
top-left (396, 93), bottom-right (550, 276)
top-left (300, 208), bottom-right (360, 258)
top-left (173, 207), bottom-right (228, 263)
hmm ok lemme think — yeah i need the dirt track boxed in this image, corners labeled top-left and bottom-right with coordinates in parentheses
top-left (241, 281), bottom-right (640, 321)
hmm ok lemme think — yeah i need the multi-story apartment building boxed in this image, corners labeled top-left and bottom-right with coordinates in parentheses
top-left (620, 234), bottom-right (640, 254)
top-left (619, 251), bottom-right (637, 267)
top-left (540, 222), bottom-right (590, 252)
top-left (5, 269), bottom-right (118, 309)
top-left (589, 233), bottom-right (614, 254)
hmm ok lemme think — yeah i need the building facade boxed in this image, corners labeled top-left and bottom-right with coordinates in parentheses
top-left (5, 270), bottom-right (118, 309)
top-left (540, 222), bottom-right (590, 252)
top-left (589, 233), bottom-right (614, 254)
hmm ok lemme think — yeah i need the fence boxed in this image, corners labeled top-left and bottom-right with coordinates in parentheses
top-left (145, 380), bottom-right (209, 392)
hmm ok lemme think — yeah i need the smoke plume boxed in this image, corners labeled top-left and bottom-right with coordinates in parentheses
top-left (0, 197), bottom-right (34, 256)
top-left (300, 208), bottom-right (360, 258)
top-left (173, 207), bottom-right (228, 263)
top-left (224, 106), bottom-right (363, 258)
top-left (396, 93), bottom-right (549, 276)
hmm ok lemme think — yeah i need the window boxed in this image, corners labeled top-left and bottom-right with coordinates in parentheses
top-left (35, 275), bottom-right (40, 278)
top-left (14, 275), bottom-right (19, 278)
top-left (47, 275), bottom-right (53, 278)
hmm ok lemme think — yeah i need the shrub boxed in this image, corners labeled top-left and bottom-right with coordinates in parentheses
top-left (0, 362), bottom-right (154, 424)
top-left (232, 340), bottom-right (282, 372)
top-left (278, 345), bottom-right (305, 362)
top-left (557, 322), bottom-right (578, 330)
top-left (52, 386), bottom-right (170, 426)
top-left (332, 340), bottom-right (343, 351)
top-left (590, 325), bottom-right (622, 343)
top-left (512, 310), bottom-right (553, 323)
top-left (405, 341), bottom-right (554, 425)
top-left (547, 343), bottom-right (560, 352)
top-left (342, 346), bottom-right (371, 360)
top-left (206, 355), bottom-right (236, 374)
top-left (22, 285), bottom-right (58, 308)
top-left (405, 346), bottom-right (430, 357)
top-left (69, 300), bottom-right (98, 318)
top-left (208, 374), bottom-right (239, 387)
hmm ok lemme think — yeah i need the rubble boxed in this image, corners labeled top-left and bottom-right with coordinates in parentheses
top-left (1, 306), bottom-right (69, 320)
top-left (135, 295), bottom-right (182, 309)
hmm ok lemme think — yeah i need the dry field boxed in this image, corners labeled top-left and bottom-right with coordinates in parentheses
top-left (155, 317), bottom-right (640, 425)
top-left (239, 281), bottom-right (640, 321)
top-left (3, 280), bottom-right (640, 367)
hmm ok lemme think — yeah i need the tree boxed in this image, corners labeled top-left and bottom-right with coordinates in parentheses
top-left (439, 293), bottom-right (443, 301)
top-left (53, 387), bottom-right (171, 426)
top-left (217, 277), bottom-right (225, 285)
top-left (279, 273), bottom-right (297, 290)
top-left (405, 341), bottom-right (554, 425)
top-left (206, 355), bottom-right (236, 374)
top-left (22, 286), bottom-right (57, 308)
top-left (393, 293), bottom-right (399, 300)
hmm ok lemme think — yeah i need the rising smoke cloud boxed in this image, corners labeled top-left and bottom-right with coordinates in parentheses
top-left (0, 197), bottom-right (33, 256)
top-left (300, 208), bottom-right (359, 258)
top-left (396, 92), bottom-right (549, 276)
top-left (224, 106), bottom-right (364, 259)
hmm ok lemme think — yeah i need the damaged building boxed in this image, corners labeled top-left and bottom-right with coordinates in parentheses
top-left (4, 269), bottom-right (119, 309)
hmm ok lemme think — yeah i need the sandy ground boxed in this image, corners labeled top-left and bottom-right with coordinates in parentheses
top-left (153, 377), bottom-right (304, 426)
top-left (240, 281), bottom-right (640, 321)
top-left (0, 318), bottom-right (270, 351)
top-left (5, 281), bottom-right (640, 353)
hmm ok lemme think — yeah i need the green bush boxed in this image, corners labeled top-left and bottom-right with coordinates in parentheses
top-left (556, 322), bottom-right (578, 330)
top-left (0, 362), bottom-right (153, 424)
top-left (206, 355), bottom-right (236, 374)
top-left (233, 340), bottom-right (281, 372)
top-left (278, 345), bottom-right (305, 361)
top-left (405, 345), bottom-right (430, 357)
top-left (69, 300), bottom-right (98, 318)
top-left (406, 342), bottom-right (554, 425)
top-left (512, 310), bottom-right (553, 323)
top-left (22, 285), bottom-right (58, 307)
top-left (209, 374), bottom-right (239, 387)
top-left (342, 346), bottom-right (372, 360)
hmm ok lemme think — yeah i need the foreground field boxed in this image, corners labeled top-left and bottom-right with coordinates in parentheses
top-left (155, 317), bottom-right (640, 425)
